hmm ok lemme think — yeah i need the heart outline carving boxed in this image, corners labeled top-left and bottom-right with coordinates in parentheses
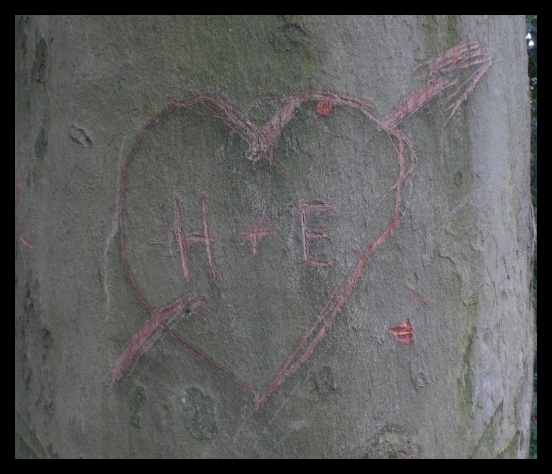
top-left (106, 41), bottom-right (493, 412)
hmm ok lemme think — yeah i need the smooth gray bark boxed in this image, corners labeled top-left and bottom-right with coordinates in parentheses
top-left (15, 15), bottom-right (534, 458)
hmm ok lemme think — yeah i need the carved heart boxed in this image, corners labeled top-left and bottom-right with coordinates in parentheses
top-left (107, 42), bottom-right (493, 412)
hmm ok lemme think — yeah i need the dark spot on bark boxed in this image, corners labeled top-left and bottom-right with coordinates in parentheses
top-left (32, 37), bottom-right (48, 84)
top-left (41, 327), bottom-right (53, 352)
top-left (24, 281), bottom-right (35, 315)
top-left (70, 125), bottom-right (93, 149)
top-left (454, 171), bottom-right (463, 187)
top-left (15, 16), bottom-right (29, 58)
top-left (34, 126), bottom-right (48, 160)
top-left (314, 365), bottom-right (336, 397)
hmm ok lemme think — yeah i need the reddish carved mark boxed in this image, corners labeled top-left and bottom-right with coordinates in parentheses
top-left (15, 179), bottom-right (33, 249)
top-left (381, 41), bottom-right (494, 130)
top-left (106, 294), bottom-right (193, 384)
top-left (389, 318), bottom-right (414, 344)
top-left (299, 200), bottom-right (337, 267)
top-left (316, 100), bottom-right (333, 117)
top-left (106, 293), bottom-right (256, 394)
top-left (235, 217), bottom-right (277, 256)
top-left (406, 287), bottom-right (428, 306)
top-left (173, 196), bottom-right (217, 283)
top-left (111, 41), bottom-right (493, 412)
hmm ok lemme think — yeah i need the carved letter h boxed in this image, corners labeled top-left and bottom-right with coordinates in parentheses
top-left (173, 196), bottom-right (217, 282)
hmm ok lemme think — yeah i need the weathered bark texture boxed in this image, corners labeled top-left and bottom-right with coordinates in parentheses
top-left (15, 15), bottom-right (534, 458)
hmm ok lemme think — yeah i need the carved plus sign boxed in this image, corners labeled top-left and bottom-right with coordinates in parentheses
top-left (235, 218), bottom-right (277, 256)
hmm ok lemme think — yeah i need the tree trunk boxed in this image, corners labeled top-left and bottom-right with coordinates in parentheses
top-left (15, 15), bottom-right (534, 459)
